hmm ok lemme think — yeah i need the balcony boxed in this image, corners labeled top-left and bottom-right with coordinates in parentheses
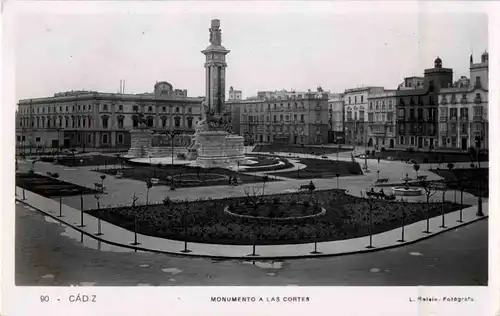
top-left (459, 116), bottom-right (468, 122)
top-left (448, 116), bottom-right (458, 122)
top-left (460, 129), bottom-right (468, 135)
top-left (460, 98), bottom-right (468, 105)
top-left (315, 106), bottom-right (322, 111)
top-left (450, 98), bottom-right (457, 105)
top-left (439, 130), bottom-right (447, 136)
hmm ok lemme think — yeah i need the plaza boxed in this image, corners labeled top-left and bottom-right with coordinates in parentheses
top-left (13, 17), bottom-right (489, 287)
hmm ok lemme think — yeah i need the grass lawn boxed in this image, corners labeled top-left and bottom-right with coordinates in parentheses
top-left (39, 154), bottom-right (125, 167)
top-left (253, 144), bottom-right (352, 155)
top-left (377, 150), bottom-right (488, 164)
top-left (86, 189), bottom-right (465, 245)
top-left (16, 172), bottom-right (100, 197)
top-left (98, 164), bottom-right (278, 188)
top-left (267, 158), bottom-right (363, 179)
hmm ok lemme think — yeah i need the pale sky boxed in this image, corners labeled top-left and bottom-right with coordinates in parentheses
top-left (14, 11), bottom-right (488, 100)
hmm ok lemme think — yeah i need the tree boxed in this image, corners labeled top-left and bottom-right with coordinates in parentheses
top-left (243, 186), bottom-right (262, 214)
top-left (447, 163), bottom-right (454, 172)
top-left (145, 179), bottom-right (153, 205)
top-left (413, 163), bottom-right (420, 179)
top-left (261, 175), bottom-right (269, 196)
top-left (420, 180), bottom-right (438, 233)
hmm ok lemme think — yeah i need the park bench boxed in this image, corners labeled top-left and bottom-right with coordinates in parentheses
top-left (150, 178), bottom-right (160, 185)
top-left (417, 175), bottom-right (428, 181)
top-left (374, 178), bottom-right (389, 184)
top-left (366, 190), bottom-right (395, 200)
top-left (94, 182), bottom-right (105, 193)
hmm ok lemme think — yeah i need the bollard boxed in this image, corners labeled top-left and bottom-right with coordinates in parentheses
top-left (22, 187), bottom-right (26, 200)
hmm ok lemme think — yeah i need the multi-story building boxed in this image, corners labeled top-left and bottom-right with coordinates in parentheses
top-left (437, 52), bottom-right (489, 150)
top-left (395, 57), bottom-right (453, 150)
top-left (367, 90), bottom-right (397, 149)
top-left (255, 87), bottom-right (333, 101)
top-left (343, 86), bottom-right (384, 145)
top-left (397, 76), bottom-right (425, 90)
top-left (228, 86), bottom-right (242, 101)
top-left (328, 93), bottom-right (344, 143)
top-left (16, 81), bottom-right (203, 150)
top-left (238, 91), bottom-right (330, 145)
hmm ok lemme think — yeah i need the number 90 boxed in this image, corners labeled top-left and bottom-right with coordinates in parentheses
top-left (40, 295), bottom-right (50, 302)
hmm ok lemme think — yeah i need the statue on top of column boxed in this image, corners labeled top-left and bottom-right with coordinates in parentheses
top-left (209, 19), bottom-right (222, 46)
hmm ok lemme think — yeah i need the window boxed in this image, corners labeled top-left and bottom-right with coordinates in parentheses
top-left (354, 96), bottom-right (357, 104)
top-left (161, 117), bottom-right (167, 128)
top-left (147, 117), bottom-right (154, 127)
top-left (280, 114), bottom-right (283, 121)
top-left (118, 117), bottom-right (124, 129)
top-left (36, 137), bottom-right (41, 143)
top-left (133, 105), bottom-right (138, 112)
top-left (474, 107), bottom-right (483, 116)
top-left (273, 115), bottom-right (277, 122)
top-left (83, 105), bottom-right (86, 111)
top-left (119, 105), bottom-right (123, 111)
top-left (188, 107), bottom-right (192, 113)
top-left (103, 104), bottom-right (108, 111)
top-left (409, 109), bottom-right (415, 119)
top-left (174, 117), bottom-right (180, 128)
top-left (461, 123), bottom-right (467, 133)
top-left (361, 95), bottom-right (364, 103)
top-left (82, 117), bottom-right (86, 127)
top-left (102, 116), bottom-right (109, 129)
top-left (354, 112), bottom-right (358, 121)
top-left (65, 106), bottom-right (68, 112)
top-left (417, 108), bottom-right (423, 119)
top-left (77, 117), bottom-right (81, 128)
top-left (117, 133), bottom-right (123, 144)
top-left (348, 97), bottom-right (351, 104)
top-left (460, 108), bottom-right (469, 119)
top-left (187, 118), bottom-right (193, 128)
top-left (42, 107), bottom-right (45, 113)
top-left (59, 106), bottom-right (62, 112)
top-left (300, 114), bottom-right (304, 122)
top-left (162, 106), bottom-right (166, 112)
top-left (148, 106), bottom-right (153, 112)
top-left (132, 116), bottom-right (138, 128)
top-left (102, 134), bottom-right (108, 144)
top-left (176, 107), bottom-right (180, 113)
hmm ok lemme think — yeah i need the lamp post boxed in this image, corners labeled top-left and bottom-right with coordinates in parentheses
top-left (78, 194), bottom-right (85, 227)
top-left (94, 194), bottom-right (103, 236)
top-left (164, 130), bottom-right (180, 167)
top-left (397, 201), bottom-right (406, 242)
top-left (366, 194), bottom-right (375, 249)
top-left (475, 136), bottom-right (484, 217)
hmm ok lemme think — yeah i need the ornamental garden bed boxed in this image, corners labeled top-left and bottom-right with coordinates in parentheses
top-left (39, 154), bottom-right (125, 167)
top-left (16, 173), bottom-right (100, 197)
top-left (267, 159), bottom-right (363, 179)
top-left (242, 155), bottom-right (294, 172)
top-left (252, 144), bottom-right (352, 155)
top-left (85, 189), bottom-right (466, 245)
top-left (98, 165), bottom-right (279, 188)
top-left (377, 150), bottom-right (488, 164)
top-left (430, 168), bottom-right (488, 198)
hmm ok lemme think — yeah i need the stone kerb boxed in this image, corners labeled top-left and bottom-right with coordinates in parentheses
top-left (223, 204), bottom-right (326, 225)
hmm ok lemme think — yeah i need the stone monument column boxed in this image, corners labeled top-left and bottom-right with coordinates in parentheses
top-left (201, 19), bottom-right (230, 117)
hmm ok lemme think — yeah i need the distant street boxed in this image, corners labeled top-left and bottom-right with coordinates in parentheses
top-left (16, 203), bottom-right (488, 286)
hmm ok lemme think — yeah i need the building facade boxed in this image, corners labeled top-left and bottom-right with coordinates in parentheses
top-left (367, 90), bottom-right (397, 149)
top-left (437, 52), bottom-right (489, 150)
top-left (328, 93), bottom-right (344, 143)
top-left (238, 92), bottom-right (330, 145)
top-left (228, 86), bottom-right (242, 101)
top-left (343, 86), bottom-right (384, 145)
top-left (395, 57), bottom-right (453, 150)
top-left (16, 82), bottom-right (202, 150)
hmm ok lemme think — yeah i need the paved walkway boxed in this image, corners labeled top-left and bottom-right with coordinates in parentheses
top-left (15, 187), bottom-right (488, 259)
top-left (17, 155), bottom-right (485, 211)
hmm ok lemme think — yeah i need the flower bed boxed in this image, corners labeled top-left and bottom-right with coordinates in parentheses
top-left (16, 173), bottom-right (100, 197)
top-left (224, 200), bottom-right (326, 224)
top-left (267, 159), bottom-right (363, 179)
top-left (98, 165), bottom-right (278, 188)
top-left (86, 189), bottom-right (467, 245)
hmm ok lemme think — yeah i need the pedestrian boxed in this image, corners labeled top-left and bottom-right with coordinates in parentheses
top-left (377, 157), bottom-right (380, 164)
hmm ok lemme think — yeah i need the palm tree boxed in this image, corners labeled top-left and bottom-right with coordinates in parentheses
top-left (413, 163), bottom-right (420, 179)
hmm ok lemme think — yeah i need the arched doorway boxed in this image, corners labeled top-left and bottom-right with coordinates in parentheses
top-left (390, 139), bottom-right (395, 148)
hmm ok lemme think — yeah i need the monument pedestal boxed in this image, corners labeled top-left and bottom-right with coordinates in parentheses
top-left (126, 129), bottom-right (153, 158)
top-left (195, 131), bottom-right (245, 167)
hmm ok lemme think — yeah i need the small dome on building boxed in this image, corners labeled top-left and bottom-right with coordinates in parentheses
top-left (481, 51), bottom-right (489, 63)
top-left (434, 57), bottom-right (442, 68)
